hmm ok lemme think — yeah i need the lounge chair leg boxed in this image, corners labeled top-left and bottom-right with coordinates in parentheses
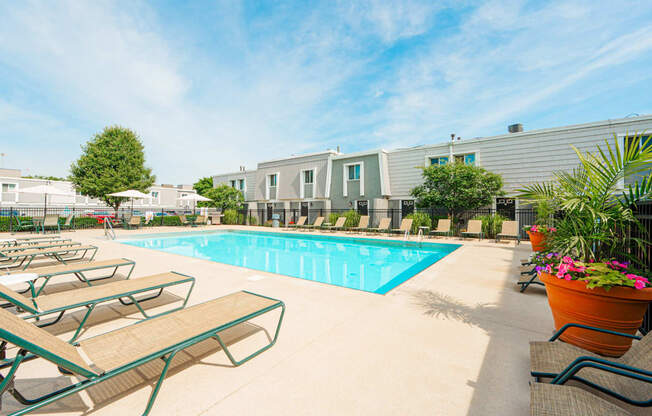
top-left (142, 351), bottom-right (179, 416)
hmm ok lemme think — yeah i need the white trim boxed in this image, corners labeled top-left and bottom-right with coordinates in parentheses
top-left (258, 150), bottom-right (339, 166)
top-left (333, 149), bottom-right (387, 160)
top-left (424, 150), bottom-right (481, 167)
top-left (378, 153), bottom-right (387, 196)
top-left (300, 167), bottom-right (316, 199)
top-left (0, 181), bottom-right (19, 203)
top-left (325, 157), bottom-right (333, 198)
top-left (343, 161), bottom-right (364, 197)
top-left (266, 172), bottom-right (280, 201)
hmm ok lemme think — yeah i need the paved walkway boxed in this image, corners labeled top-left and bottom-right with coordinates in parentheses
top-left (0, 226), bottom-right (550, 415)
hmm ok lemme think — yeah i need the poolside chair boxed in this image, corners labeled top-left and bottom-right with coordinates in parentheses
top-left (1, 240), bottom-right (80, 253)
top-left (14, 235), bottom-right (61, 242)
top-left (496, 220), bottom-right (520, 244)
top-left (0, 244), bottom-right (98, 270)
top-left (194, 215), bottom-right (208, 226)
top-left (287, 216), bottom-right (307, 230)
top-left (324, 217), bottom-right (347, 232)
top-left (430, 219), bottom-right (452, 238)
top-left (367, 217), bottom-right (391, 234)
top-left (60, 214), bottom-right (74, 231)
top-left (530, 323), bottom-right (652, 407)
top-left (179, 214), bottom-right (191, 226)
top-left (349, 215), bottom-right (369, 233)
top-left (0, 272), bottom-right (195, 342)
top-left (460, 220), bottom-right (484, 240)
top-left (125, 215), bottom-right (142, 230)
top-left (0, 290), bottom-right (284, 416)
top-left (41, 214), bottom-right (61, 234)
top-left (517, 268), bottom-right (544, 292)
top-left (12, 217), bottom-right (35, 233)
top-left (1, 238), bottom-right (72, 249)
top-left (3, 258), bottom-right (136, 297)
top-left (530, 383), bottom-right (643, 416)
top-left (392, 218), bottom-right (413, 238)
top-left (302, 216), bottom-right (324, 231)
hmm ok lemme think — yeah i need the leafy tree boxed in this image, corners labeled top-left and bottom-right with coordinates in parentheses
top-left (204, 185), bottom-right (244, 211)
top-left (23, 175), bottom-right (68, 181)
top-left (70, 126), bottom-right (155, 213)
top-left (410, 163), bottom-right (504, 220)
top-left (193, 176), bottom-right (214, 207)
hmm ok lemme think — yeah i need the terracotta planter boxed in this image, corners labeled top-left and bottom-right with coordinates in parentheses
top-left (540, 272), bottom-right (652, 357)
top-left (527, 230), bottom-right (546, 252)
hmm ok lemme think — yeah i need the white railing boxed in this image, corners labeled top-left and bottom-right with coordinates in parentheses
top-left (104, 218), bottom-right (116, 240)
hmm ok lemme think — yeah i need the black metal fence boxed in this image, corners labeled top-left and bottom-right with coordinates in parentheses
top-left (630, 202), bottom-right (652, 333)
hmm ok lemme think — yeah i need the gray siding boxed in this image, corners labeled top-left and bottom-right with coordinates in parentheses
top-left (388, 116), bottom-right (652, 197)
top-left (330, 154), bottom-right (383, 210)
top-left (213, 171), bottom-right (255, 201)
top-left (255, 152), bottom-right (333, 201)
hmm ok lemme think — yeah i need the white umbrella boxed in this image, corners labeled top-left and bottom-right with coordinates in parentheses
top-left (177, 193), bottom-right (211, 214)
top-left (21, 183), bottom-right (75, 218)
top-left (108, 190), bottom-right (151, 216)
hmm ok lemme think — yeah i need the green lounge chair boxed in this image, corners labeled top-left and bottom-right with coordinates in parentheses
top-left (460, 220), bottom-right (483, 239)
top-left (0, 245), bottom-right (98, 270)
top-left (0, 271), bottom-right (195, 342)
top-left (11, 217), bottom-right (35, 233)
top-left (178, 214), bottom-right (191, 226)
top-left (349, 215), bottom-right (369, 233)
top-left (324, 217), bottom-right (347, 232)
top-left (430, 219), bottom-right (452, 238)
top-left (367, 217), bottom-right (391, 234)
top-left (3, 258), bottom-right (136, 297)
top-left (287, 216), bottom-right (307, 230)
top-left (530, 323), bottom-right (652, 407)
top-left (41, 214), bottom-right (61, 234)
top-left (14, 235), bottom-right (60, 241)
top-left (517, 268), bottom-right (544, 292)
top-left (392, 218), bottom-right (413, 238)
top-left (530, 383), bottom-right (644, 416)
top-left (302, 216), bottom-right (324, 231)
top-left (496, 220), bottom-right (520, 244)
top-left (0, 290), bottom-right (284, 416)
top-left (60, 215), bottom-right (74, 231)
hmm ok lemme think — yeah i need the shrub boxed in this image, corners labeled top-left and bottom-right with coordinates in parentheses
top-left (473, 214), bottom-right (507, 239)
top-left (248, 216), bottom-right (258, 226)
top-left (0, 217), bottom-right (32, 232)
top-left (222, 209), bottom-right (241, 225)
top-left (329, 210), bottom-right (360, 227)
top-left (406, 212), bottom-right (432, 234)
top-left (163, 215), bottom-right (182, 226)
top-left (72, 217), bottom-right (100, 228)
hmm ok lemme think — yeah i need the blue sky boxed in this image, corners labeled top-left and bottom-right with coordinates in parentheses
top-left (1, 0), bottom-right (651, 183)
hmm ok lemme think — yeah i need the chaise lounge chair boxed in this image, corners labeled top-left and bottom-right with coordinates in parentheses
top-left (41, 214), bottom-right (61, 234)
top-left (125, 216), bottom-right (142, 230)
top-left (392, 218), bottom-right (413, 238)
top-left (302, 216), bottom-right (324, 231)
top-left (194, 215), bottom-right (208, 226)
top-left (430, 219), bottom-right (452, 238)
top-left (0, 245), bottom-right (98, 270)
top-left (367, 217), bottom-right (391, 234)
top-left (530, 323), bottom-right (652, 406)
top-left (11, 217), bottom-right (35, 233)
top-left (460, 220), bottom-right (483, 240)
top-left (287, 216), bottom-right (307, 230)
top-left (179, 214), bottom-right (191, 226)
top-left (2, 258), bottom-right (136, 297)
top-left (0, 290), bottom-right (284, 416)
top-left (349, 215), bottom-right (369, 233)
top-left (496, 220), bottom-right (520, 244)
top-left (530, 382), bottom-right (645, 416)
top-left (324, 217), bottom-right (347, 232)
top-left (0, 271), bottom-right (195, 342)
top-left (517, 267), bottom-right (544, 292)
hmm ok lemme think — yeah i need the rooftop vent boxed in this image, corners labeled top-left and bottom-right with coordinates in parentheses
top-left (508, 123), bottom-right (523, 133)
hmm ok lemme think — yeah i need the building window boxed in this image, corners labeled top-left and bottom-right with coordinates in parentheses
top-left (269, 174), bottom-right (277, 187)
top-left (230, 180), bottom-right (236, 188)
top-left (348, 164), bottom-right (361, 180)
top-left (151, 191), bottom-right (159, 198)
top-left (454, 153), bottom-right (476, 165)
top-left (304, 170), bottom-right (314, 184)
top-left (238, 179), bottom-right (245, 191)
top-left (2, 183), bottom-right (17, 192)
top-left (430, 157), bottom-right (449, 166)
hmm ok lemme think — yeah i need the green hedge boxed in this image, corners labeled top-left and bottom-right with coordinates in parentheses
top-left (222, 209), bottom-right (242, 225)
top-left (472, 214), bottom-right (507, 239)
top-left (328, 210), bottom-right (361, 228)
top-left (148, 215), bottom-right (182, 226)
top-left (406, 212), bottom-right (433, 234)
top-left (0, 217), bottom-right (32, 232)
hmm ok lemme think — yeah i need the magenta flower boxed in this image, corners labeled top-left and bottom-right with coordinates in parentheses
top-left (634, 280), bottom-right (646, 289)
top-left (564, 274), bottom-right (572, 281)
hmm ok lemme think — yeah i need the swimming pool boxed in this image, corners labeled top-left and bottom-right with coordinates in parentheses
top-left (119, 230), bottom-right (460, 294)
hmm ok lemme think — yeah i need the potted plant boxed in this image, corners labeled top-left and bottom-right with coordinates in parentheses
top-left (519, 132), bottom-right (652, 356)
top-left (533, 254), bottom-right (651, 356)
top-left (524, 224), bottom-right (556, 252)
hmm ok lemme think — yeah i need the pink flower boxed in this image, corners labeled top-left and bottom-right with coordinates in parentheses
top-left (530, 225), bottom-right (539, 233)
top-left (611, 261), bottom-right (628, 269)
top-left (564, 274), bottom-right (572, 281)
top-left (625, 273), bottom-right (638, 280)
top-left (569, 265), bottom-right (586, 272)
top-left (636, 276), bottom-right (649, 284)
top-left (562, 256), bottom-right (574, 264)
top-left (634, 280), bottom-right (646, 289)
top-left (556, 263), bottom-right (570, 278)
top-left (545, 264), bottom-right (552, 274)
top-left (549, 227), bottom-right (556, 232)
top-left (588, 259), bottom-right (595, 263)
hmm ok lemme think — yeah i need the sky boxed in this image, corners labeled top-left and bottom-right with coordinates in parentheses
top-left (1, 0), bottom-right (651, 184)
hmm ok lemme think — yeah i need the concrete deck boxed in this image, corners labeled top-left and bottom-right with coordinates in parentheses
top-left (0, 226), bottom-right (551, 415)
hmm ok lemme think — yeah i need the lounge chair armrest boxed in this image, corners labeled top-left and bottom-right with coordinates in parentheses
top-left (552, 357), bottom-right (652, 386)
top-left (549, 323), bottom-right (642, 342)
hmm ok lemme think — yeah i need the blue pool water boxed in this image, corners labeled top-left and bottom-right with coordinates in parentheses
top-left (120, 231), bottom-right (460, 294)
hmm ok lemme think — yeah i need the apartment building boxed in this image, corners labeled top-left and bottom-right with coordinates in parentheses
top-left (212, 114), bottom-right (652, 221)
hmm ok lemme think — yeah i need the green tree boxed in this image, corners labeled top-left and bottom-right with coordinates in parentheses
top-left (193, 176), bottom-right (214, 207)
top-left (410, 163), bottom-right (504, 220)
top-left (70, 126), bottom-right (155, 213)
top-left (204, 185), bottom-right (244, 211)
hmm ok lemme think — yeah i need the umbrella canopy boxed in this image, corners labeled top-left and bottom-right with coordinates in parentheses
top-left (21, 184), bottom-right (75, 218)
top-left (177, 193), bottom-right (211, 202)
top-left (107, 190), bottom-right (151, 199)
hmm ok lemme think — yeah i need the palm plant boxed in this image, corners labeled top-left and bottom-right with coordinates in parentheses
top-left (517, 132), bottom-right (652, 263)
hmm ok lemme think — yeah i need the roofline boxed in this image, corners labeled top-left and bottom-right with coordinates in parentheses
top-left (212, 171), bottom-right (255, 177)
top-left (391, 113), bottom-right (652, 153)
top-left (332, 149), bottom-right (388, 160)
top-left (257, 150), bottom-right (340, 165)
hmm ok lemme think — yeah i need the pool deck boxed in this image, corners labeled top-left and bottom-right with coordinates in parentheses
top-left (0, 225), bottom-right (551, 415)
